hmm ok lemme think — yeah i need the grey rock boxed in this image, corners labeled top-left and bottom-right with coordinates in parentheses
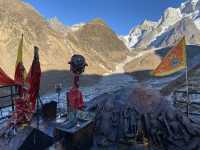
top-left (91, 85), bottom-right (200, 149)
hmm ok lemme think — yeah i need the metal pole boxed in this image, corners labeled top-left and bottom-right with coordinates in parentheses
top-left (11, 86), bottom-right (14, 111)
top-left (186, 56), bottom-right (190, 117)
top-left (33, 94), bottom-right (39, 145)
top-left (57, 91), bottom-right (60, 117)
top-left (36, 94), bottom-right (39, 130)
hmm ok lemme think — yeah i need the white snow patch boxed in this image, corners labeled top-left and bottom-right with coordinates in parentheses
top-left (70, 23), bottom-right (85, 31)
top-left (194, 17), bottom-right (200, 29)
top-left (118, 35), bottom-right (130, 49)
top-left (129, 32), bottom-right (141, 48)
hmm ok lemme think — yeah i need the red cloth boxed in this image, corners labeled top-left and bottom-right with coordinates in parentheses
top-left (68, 87), bottom-right (84, 110)
top-left (14, 63), bottom-right (26, 96)
top-left (10, 97), bottom-right (33, 125)
top-left (14, 63), bottom-right (25, 85)
top-left (0, 67), bottom-right (16, 85)
top-left (27, 59), bottom-right (41, 111)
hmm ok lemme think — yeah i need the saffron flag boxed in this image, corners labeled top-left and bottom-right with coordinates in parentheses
top-left (14, 34), bottom-right (27, 84)
top-left (27, 47), bottom-right (41, 111)
top-left (152, 37), bottom-right (187, 77)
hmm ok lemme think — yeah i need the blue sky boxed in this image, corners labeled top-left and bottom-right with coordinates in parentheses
top-left (23, 0), bottom-right (184, 35)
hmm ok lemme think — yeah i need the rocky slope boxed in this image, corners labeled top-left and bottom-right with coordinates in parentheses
top-left (125, 0), bottom-right (200, 49)
top-left (67, 19), bottom-right (128, 72)
top-left (0, 0), bottom-right (128, 93)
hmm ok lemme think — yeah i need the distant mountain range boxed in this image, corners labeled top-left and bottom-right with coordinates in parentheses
top-left (1, 0), bottom-right (200, 94)
top-left (124, 0), bottom-right (200, 49)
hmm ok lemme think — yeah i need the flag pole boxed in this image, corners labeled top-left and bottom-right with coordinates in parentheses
top-left (185, 39), bottom-right (190, 117)
top-left (186, 62), bottom-right (189, 117)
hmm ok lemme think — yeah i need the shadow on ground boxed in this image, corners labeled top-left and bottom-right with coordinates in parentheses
top-left (40, 70), bottom-right (102, 95)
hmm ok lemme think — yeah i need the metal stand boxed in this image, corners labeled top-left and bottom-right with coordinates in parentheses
top-left (36, 95), bottom-right (40, 130)
top-left (67, 54), bottom-right (87, 122)
top-left (55, 84), bottom-right (62, 117)
top-left (34, 94), bottom-right (42, 144)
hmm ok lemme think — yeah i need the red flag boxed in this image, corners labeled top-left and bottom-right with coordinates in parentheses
top-left (15, 63), bottom-right (26, 85)
top-left (27, 47), bottom-right (41, 111)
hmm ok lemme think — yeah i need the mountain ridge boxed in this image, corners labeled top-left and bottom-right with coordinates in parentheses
top-left (125, 0), bottom-right (200, 49)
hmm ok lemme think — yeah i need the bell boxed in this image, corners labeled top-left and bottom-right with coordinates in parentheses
top-left (68, 54), bottom-right (88, 75)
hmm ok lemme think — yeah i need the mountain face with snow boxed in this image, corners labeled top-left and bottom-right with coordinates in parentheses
top-left (128, 20), bottom-right (158, 48)
top-left (126, 0), bottom-right (200, 49)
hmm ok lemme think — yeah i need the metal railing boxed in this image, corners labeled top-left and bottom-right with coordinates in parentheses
top-left (173, 89), bottom-right (200, 116)
top-left (0, 85), bottom-right (18, 120)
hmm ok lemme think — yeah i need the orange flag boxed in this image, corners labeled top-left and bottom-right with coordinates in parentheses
top-left (152, 37), bottom-right (187, 77)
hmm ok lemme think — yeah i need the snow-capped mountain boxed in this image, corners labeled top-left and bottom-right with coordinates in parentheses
top-left (128, 20), bottom-right (158, 48)
top-left (126, 0), bottom-right (200, 49)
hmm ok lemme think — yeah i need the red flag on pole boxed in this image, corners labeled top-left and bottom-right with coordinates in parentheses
top-left (27, 47), bottom-right (41, 111)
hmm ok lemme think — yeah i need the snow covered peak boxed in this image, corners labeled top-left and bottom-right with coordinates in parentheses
top-left (70, 23), bottom-right (85, 31)
top-left (127, 20), bottom-right (158, 48)
top-left (124, 0), bottom-right (200, 49)
top-left (180, 0), bottom-right (199, 14)
top-left (191, 0), bottom-right (199, 4)
top-left (181, 0), bottom-right (199, 7)
top-left (160, 7), bottom-right (182, 27)
top-left (141, 20), bottom-right (158, 28)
